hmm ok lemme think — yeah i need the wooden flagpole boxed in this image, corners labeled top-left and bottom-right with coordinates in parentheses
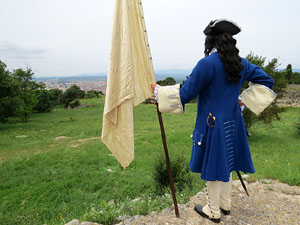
top-left (156, 103), bottom-right (180, 218)
top-left (138, 1), bottom-right (179, 217)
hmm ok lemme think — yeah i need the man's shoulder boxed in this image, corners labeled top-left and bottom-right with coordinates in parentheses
top-left (198, 53), bottom-right (223, 68)
top-left (196, 53), bottom-right (214, 65)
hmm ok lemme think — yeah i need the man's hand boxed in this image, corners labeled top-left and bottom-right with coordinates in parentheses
top-left (150, 83), bottom-right (158, 104)
top-left (238, 98), bottom-right (244, 107)
top-left (151, 83), bottom-right (157, 94)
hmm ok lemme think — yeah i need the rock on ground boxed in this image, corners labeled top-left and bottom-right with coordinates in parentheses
top-left (65, 219), bottom-right (101, 225)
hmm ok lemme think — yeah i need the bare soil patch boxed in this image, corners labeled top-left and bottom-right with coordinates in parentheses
top-left (277, 84), bottom-right (300, 107)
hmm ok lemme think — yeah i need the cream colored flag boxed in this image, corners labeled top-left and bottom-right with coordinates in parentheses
top-left (101, 0), bottom-right (156, 168)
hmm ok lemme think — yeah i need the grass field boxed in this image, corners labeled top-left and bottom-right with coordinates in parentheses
top-left (0, 98), bottom-right (299, 224)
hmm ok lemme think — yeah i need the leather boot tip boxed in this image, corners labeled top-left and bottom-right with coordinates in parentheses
top-left (194, 205), bottom-right (221, 223)
top-left (220, 208), bottom-right (230, 215)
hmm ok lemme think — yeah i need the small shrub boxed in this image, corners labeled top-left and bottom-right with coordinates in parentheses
top-left (152, 152), bottom-right (193, 195)
top-left (69, 99), bottom-right (80, 109)
top-left (85, 90), bottom-right (103, 99)
top-left (61, 85), bottom-right (85, 108)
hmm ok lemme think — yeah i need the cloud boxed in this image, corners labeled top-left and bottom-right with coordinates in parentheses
top-left (0, 42), bottom-right (48, 59)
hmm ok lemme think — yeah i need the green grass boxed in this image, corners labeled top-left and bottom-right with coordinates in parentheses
top-left (0, 99), bottom-right (299, 224)
top-left (248, 107), bottom-right (300, 185)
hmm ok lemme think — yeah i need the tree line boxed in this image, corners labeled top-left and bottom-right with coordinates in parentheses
top-left (1, 53), bottom-right (299, 124)
top-left (0, 60), bottom-right (103, 123)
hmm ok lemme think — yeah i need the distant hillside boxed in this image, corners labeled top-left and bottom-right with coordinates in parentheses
top-left (34, 73), bottom-right (107, 82)
top-left (35, 68), bottom-right (300, 83)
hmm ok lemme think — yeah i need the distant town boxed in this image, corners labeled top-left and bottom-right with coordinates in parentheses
top-left (42, 79), bottom-right (108, 94)
top-left (35, 75), bottom-right (107, 94)
top-left (34, 70), bottom-right (192, 94)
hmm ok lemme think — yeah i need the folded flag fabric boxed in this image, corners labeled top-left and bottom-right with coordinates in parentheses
top-left (101, 0), bottom-right (155, 168)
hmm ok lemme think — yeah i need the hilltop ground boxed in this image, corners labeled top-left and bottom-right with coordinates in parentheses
top-left (66, 179), bottom-right (300, 225)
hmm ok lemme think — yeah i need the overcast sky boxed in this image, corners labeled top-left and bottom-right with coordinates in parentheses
top-left (1, 0), bottom-right (299, 77)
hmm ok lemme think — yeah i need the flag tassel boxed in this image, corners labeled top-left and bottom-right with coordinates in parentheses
top-left (156, 103), bottom-right (180, 218)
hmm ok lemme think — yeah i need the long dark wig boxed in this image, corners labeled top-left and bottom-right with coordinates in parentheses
top-left (204, 33), bottom-right (243, 84)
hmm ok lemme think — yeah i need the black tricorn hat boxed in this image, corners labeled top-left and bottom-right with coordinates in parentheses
top-left (203, 19), bottom-right (241, 36)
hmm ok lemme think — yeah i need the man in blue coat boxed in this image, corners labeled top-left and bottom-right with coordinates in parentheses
top-left (152, 19), bottom-right (276, 223)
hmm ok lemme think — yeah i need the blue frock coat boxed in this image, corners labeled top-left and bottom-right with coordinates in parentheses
top-left (179, 52), bottom-right (274, 182)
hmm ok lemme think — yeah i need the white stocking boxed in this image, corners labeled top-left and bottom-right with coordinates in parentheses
top-left (205, 181), bottom-right (221, 219)
top-left (220, 173), bottom-right (232, 211)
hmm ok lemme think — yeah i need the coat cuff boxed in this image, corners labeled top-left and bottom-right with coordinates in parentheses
top-left (240, 82), bottom-right (277, 116)
top-left (158, 84), bottom-right (184, 114)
